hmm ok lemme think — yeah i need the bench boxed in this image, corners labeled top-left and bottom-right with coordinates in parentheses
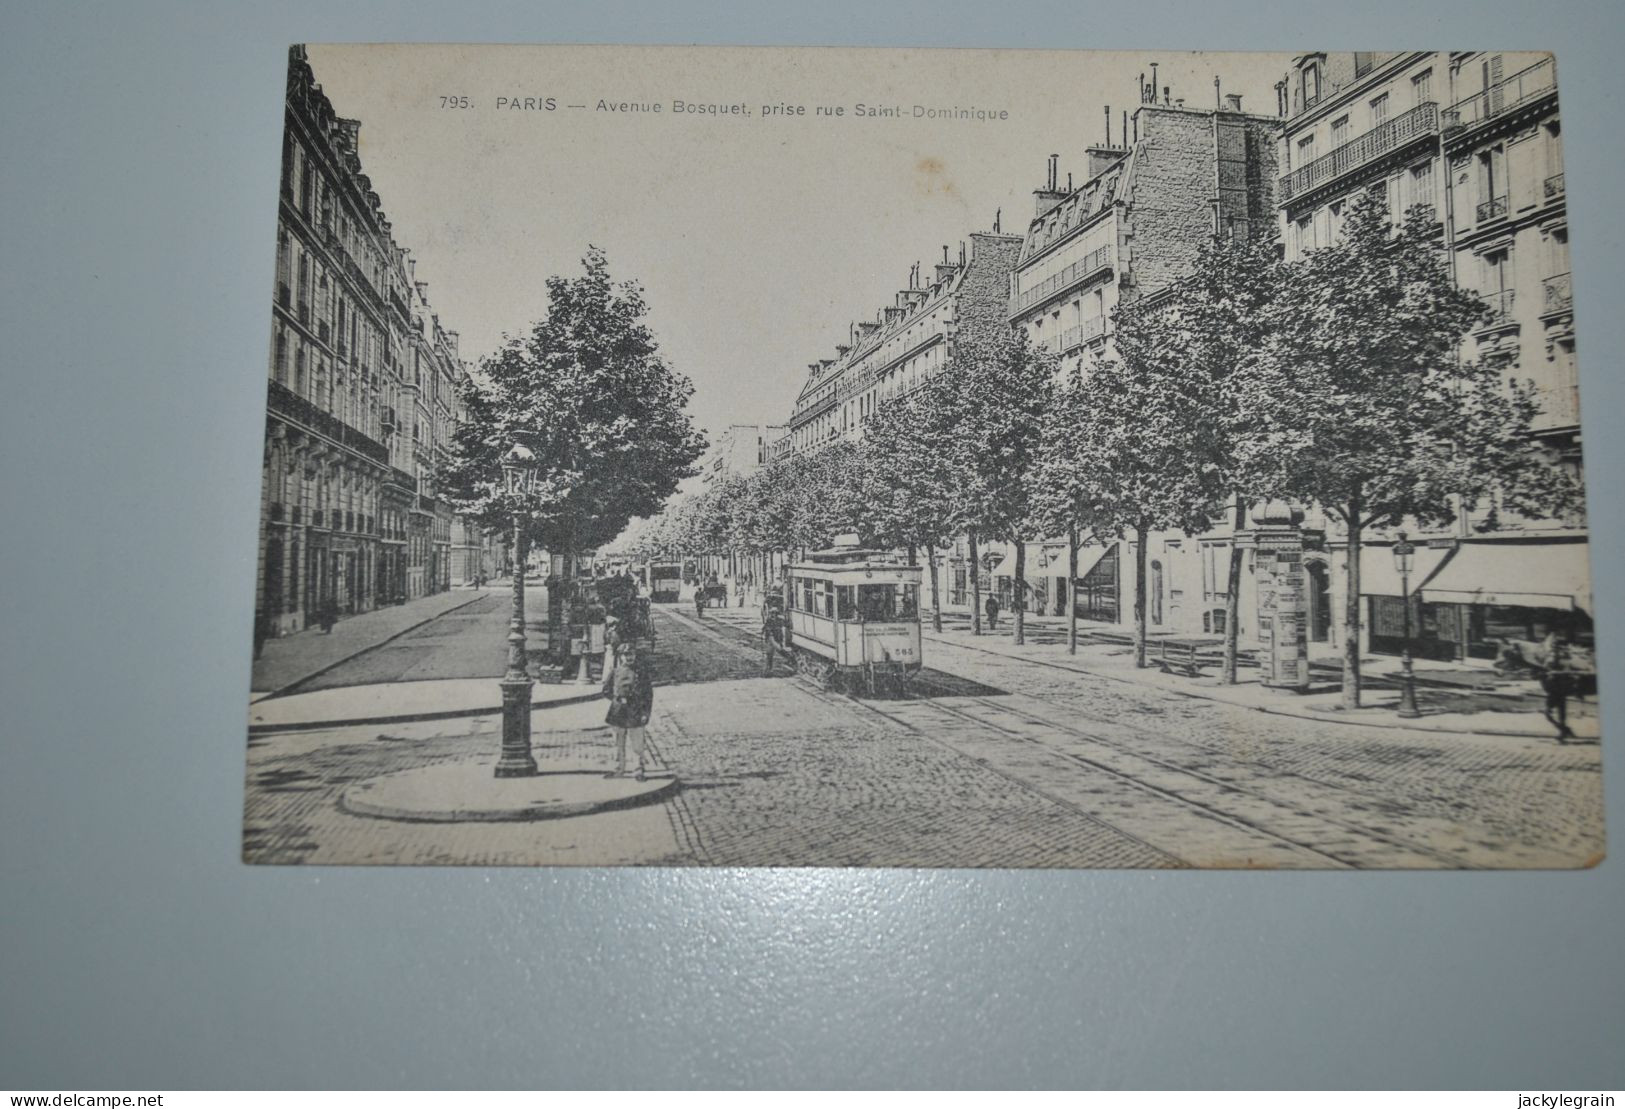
top-left (1154, 636), bottom-right (1226, 678)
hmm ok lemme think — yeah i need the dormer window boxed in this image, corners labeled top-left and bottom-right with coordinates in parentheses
top-left (1300, 62), bottom-right (1322, 109)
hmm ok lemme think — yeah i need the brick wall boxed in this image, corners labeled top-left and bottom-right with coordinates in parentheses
top-left (1123, 106), bottom-right (1279, 300)
top-left (956, 233), bottom-right (1023, 345)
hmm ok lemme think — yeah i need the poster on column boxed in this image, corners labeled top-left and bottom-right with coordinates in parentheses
top-left (243, 44), bottom-right (1601, 869)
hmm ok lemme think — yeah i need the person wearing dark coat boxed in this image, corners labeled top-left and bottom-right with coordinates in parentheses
top-left (602, 642), bottom-right (655, 779)
top-left (984, 593), bottom-right (1000, 631)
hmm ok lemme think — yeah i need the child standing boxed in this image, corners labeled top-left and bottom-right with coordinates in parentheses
top-left (602, 642), bottom-right (655, 779)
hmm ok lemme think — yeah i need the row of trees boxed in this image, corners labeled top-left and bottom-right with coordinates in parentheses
top-left (623, 196), bottom-right (1583, 707)
top-left (440, 248), bottom-right (708, 584)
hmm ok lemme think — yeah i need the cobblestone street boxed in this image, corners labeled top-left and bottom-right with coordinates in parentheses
top-left (243, 598), bottom-right (1604, 868)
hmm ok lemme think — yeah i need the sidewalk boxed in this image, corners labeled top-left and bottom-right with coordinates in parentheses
top-left (919, 613), bottom-right (1598, 741)
top-left (250, 580), bottom-right (539, 696)
top-left (248, 677), bottom-right (604, 733)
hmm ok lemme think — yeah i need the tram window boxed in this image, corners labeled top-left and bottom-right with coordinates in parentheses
top-left (837, 586), bottom-right (856, 620)
top-left (818, 582), bottom-right (834, 618)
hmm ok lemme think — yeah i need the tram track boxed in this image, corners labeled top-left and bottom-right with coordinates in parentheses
top-left (892, 672), bottom-right (1481, 869)
top-left (658, 605), bottom-right (1484, 869)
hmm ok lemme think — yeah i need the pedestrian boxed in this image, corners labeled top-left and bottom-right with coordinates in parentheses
top-left (762, 596), bottom-right (791, 676)
top-left (602, 642), bottom-right (654, 779)
top-left (984, 593), bottom-right (1000, 632)
top-left (319, 596), bottom-right (338, 633)
top-left (1540, 629), bottom-right (1576, 743)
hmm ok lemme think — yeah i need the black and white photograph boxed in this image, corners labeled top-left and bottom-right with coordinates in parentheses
top-left (244, 43), bottom-right (1601, 869)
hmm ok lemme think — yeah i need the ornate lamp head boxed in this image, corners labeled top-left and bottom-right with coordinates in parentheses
top-left (501, 443), bottom-right (538, 496)
top-left (1391, 530), bottom-right (1415, 575)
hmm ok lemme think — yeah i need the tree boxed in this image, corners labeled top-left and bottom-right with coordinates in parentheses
top-left (440, 247), bottom-right (707, 570)
top-left (1032, 378), bottom-right (1114, 655)
top-left (1107, 232), bottom-right (1286, 681)
top-left (861, 385), bottom-right (964, 632)
top-left (936, 328), bottom-right (1056, 642)
top-left (1059, 308), bottom-right (1230, 669)
top-left (1239, 195), bottom-right (1585, 707)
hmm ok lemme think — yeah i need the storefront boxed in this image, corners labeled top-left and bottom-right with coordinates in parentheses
top-left (1363, 537), bottom-right (1592, 661)
top-left (1419, 538), bottom-right (1593, 658)
top-left (1361, 542), bottom-right (1458, 661)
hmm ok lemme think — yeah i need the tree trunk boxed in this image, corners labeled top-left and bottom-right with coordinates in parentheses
top-left (969, 529), bottom-right (982, 635)
top-left (1133, 522), bottom-right (1150, 669)
top-left (927, 544), bottom-right (942, 633)
top-left (1342, 490), bottom-right (1364, 709)
top-left (1067, 528), bottom-right (1079, 655)
top-left (906, 543), bottom-right (917, 567)
top-left (1223, 494), bottom-right (1245, 685)
top-left (1014, 539), bottom-right (1027, 646)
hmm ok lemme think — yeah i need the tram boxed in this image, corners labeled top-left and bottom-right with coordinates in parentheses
top-left (784, 535), bottom-right (923, 697)
top-left (646, 561), bottom-right (683, 604)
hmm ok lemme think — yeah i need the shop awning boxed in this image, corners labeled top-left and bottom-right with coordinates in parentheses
top-left (992, 541), bottom-right (1102, 579)
top-left (1358, 543), bottom-right (1454, 599)
top-left (1420, 540), bottom-right (1592, 613)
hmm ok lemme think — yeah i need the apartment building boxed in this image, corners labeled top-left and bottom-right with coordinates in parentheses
top-left (1276, 51), bottom-right (1587, 663)
top-left (260, 47), bottom-right (477, 635)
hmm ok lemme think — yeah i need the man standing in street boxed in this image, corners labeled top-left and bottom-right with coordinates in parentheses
top-left (762, 595), bottom-right (791, 676)
top-left (984, 593), bottom-right (1000, 632)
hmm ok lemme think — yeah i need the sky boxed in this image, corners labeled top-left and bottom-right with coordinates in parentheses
top-left (306, 44), bottom-right (1296, 455)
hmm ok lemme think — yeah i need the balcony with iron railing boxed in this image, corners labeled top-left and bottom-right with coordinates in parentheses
top-left (1545, 172), bottom-right (1565, 199)
top-left (1012, 244), bottom-right (1114, 316)
top-left (1280, 102), bottom-right (1440, 203)
top-left (1052, 315), bottom-right (1109, 355)
top-left (1442, 57), bottom-right (1557, 134)
top-left (1543, 273), bottom-right (1572, 316)
top-left (267, 380), bottom-right (390, 467)
top-left (1476, 288), bottom-right (1517, 329)
top-left (1476, 194), bottom-right (1509, 223)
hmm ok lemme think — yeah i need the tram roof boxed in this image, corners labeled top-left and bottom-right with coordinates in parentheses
top-left (787, 557), bottom-right (921, 580)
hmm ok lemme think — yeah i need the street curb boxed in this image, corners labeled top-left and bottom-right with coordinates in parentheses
top-left (340, 769), bottom-right (680, 823)
top-left (251, 590), bottom-right (496, 699)
top-left (246, 687), bottom-right (604, 736)
top-left (921, 633), bottom-right (1586, 742)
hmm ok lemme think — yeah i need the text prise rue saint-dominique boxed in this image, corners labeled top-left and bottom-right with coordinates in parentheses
top-left (441, 96), bottom-right (1009, 121)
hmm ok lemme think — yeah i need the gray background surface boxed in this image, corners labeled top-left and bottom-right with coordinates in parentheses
top-left (1, 0), bottom-right (1621, 1090)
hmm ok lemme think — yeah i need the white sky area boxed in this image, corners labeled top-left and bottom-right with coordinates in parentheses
top-left (308, 45), bottom-right (1295, 447)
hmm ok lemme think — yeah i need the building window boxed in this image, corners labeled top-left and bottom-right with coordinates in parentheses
top-left (1296, 133), bottom-right (1315, 169)
top-left (1300, 63), bottom-right (1321, 109)
top-left (1331, 115), bottom-right (1350, 147)
top-left (1478, 144), bottom-right (1507, 217)
top-left (1408, 161), bottom-right (1435, 218)
top-left (1369, 92), bottom-right (1389, 126)
top-left (1353, 52), bottom-right (1375, 78)
top-left (1411, 68), bottom-right (1432, 106)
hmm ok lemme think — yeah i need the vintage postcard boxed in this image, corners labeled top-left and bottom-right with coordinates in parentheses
top-left (244, 44), bottom-right (1600, 867)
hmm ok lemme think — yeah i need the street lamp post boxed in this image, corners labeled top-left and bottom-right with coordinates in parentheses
top-left (1392, 531), bottom-right (1422, 720)
top-left (495, 444), bottom-right (539, 778)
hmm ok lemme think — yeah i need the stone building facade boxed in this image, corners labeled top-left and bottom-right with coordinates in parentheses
top-left (259, 47), bottom-right (478, 637)
top-left (1276, 51), bottom-right (1587, 663)
top-left (1006, 90), bottom-right (1281, 639)
top-left (784, 231), bottom-right (1023, 456)
top-left (703, 423), bottom-right (788, 485)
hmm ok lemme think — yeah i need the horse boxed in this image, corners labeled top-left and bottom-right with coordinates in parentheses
top-left (693, 582), bottom-right (729, 615)
top-left (1495, 637), bottom-right (1597, 742)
